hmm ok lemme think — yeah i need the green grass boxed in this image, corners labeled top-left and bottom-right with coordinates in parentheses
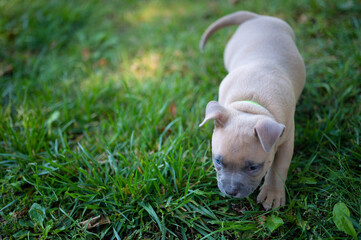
top-left (1, 0), bottom-right (360, 239)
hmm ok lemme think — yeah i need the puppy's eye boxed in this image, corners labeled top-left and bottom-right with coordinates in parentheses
top-left (245, 161), bottom-right (264, 174)
top-left (212, 154), bottom-right (224, 169)
top-left (213, 155), bottom-right (223, 168)
top-left (246, 164), bottom-right (262, 173)
top-left (248, 165), bottom-right (258, 171)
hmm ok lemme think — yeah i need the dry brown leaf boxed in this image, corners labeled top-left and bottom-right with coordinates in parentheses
top-left (0, 64), bottom-right (13, 77)
top-left (98, 58), bottom-right (107, 67)
top-left (169, 102), bottom-right (177, 117)
top-left (12, 207), bottom-right (29, 219)
top-left (82, 48), bottom-right (91, 61)
top-left (299, 14), bottom-right (308, 23)
top-left (229, 0), bottom-right (240, 5)
top-left (95, 152), bottom-right (107, 164)
top-left (79, 215), bottom-right (111, 229)
top-left (258, 215), bottom-right (267, 226)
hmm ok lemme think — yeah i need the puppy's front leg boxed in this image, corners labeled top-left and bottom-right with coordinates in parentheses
top-left (257, 125), bottom-right (295, 210)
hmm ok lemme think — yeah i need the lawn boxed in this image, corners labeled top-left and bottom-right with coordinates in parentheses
top-left (1, 0), bottom-right (360, 239)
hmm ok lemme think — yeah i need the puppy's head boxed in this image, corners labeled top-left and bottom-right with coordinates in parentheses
top-left (200, 101), bottom-right (284, 198)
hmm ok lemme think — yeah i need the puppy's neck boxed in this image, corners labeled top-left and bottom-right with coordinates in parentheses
top-left (228, 101), bottom-right (274, 118)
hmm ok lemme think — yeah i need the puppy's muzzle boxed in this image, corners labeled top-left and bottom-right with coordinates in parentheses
top-left (217, 172), bottom-right (256, 198)
top-left (224, 182), bottom-right (244, 197)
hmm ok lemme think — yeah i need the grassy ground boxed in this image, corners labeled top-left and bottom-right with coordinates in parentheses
top-left (1, 0), bottom-right (360, 239)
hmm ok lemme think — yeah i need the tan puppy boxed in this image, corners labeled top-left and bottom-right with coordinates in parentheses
top-left (199, 11), bottom-right (305, 209)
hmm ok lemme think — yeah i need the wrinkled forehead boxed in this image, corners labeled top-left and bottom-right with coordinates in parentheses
top-left (212, 127), bottom-right (266, 166)
top-left (212, 123), bottom-right (255, 148)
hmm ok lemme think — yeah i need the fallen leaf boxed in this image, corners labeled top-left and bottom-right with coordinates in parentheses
top-left (12, 207), bottom-right (29, 219)
top-left (98, 58), bottom-right (107, 67)
top-left (229, 0), bottom-right (240, 5)
top-left (0, 64), bottom-right (13, 77)
top-left (82, 48), bottom-right (91, 61)
top-left (333, 202), bottom-right (357, 238)
top-left (95, 152), bottom-right (107, 164)
top-left (80, 215), bottom-right (111, 229)
top-left (169, 102), bottom-right (177, 117)
top-left (258, 215), bottom-right (267, 226)
top-left (298, 14), bottom-right (308, 23)
top-left (266, 214), bottom-right (284, 232)
top-left (29, 203), bottom-right (45, 228)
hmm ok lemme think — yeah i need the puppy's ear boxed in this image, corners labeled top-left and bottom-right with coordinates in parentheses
top-left (199, 101), bottom-right (229, 128)
top-left (255, 118), bottom-right (285, 152)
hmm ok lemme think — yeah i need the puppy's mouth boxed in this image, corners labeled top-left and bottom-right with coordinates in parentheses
top-left (230, 192), bottom-right (252, 199)
top-left (222, 188), bottom-right (255, 199)
top-left (217, 181), bottom-right (256, 199)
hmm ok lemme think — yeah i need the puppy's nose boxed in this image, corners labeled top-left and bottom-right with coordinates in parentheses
top-left (225, 189), bottom-right (238, 196)
top-left (225, 186), bottom-right (239, 196)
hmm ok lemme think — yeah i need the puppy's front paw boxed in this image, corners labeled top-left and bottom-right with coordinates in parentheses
top-left (257, 184), bottom-right (285, 210)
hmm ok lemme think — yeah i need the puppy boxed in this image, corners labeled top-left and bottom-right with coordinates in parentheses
top-left (199, 11), bottom-right (305, 209)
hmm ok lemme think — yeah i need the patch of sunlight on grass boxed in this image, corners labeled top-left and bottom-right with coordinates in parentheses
top-left (79, 49), bottom-right (177, 89)
top-left (121, 51), bottom-right (163, 82)
top-left (79, 71), bottom-right (120, 91)
top-left (130, 52), bottom-right (160, 79)
top-left (124, 1), bottom-right (188, 24)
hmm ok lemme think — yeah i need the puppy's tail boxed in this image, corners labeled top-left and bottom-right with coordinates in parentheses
top-left (200, 11), bottom-right (258, 51)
